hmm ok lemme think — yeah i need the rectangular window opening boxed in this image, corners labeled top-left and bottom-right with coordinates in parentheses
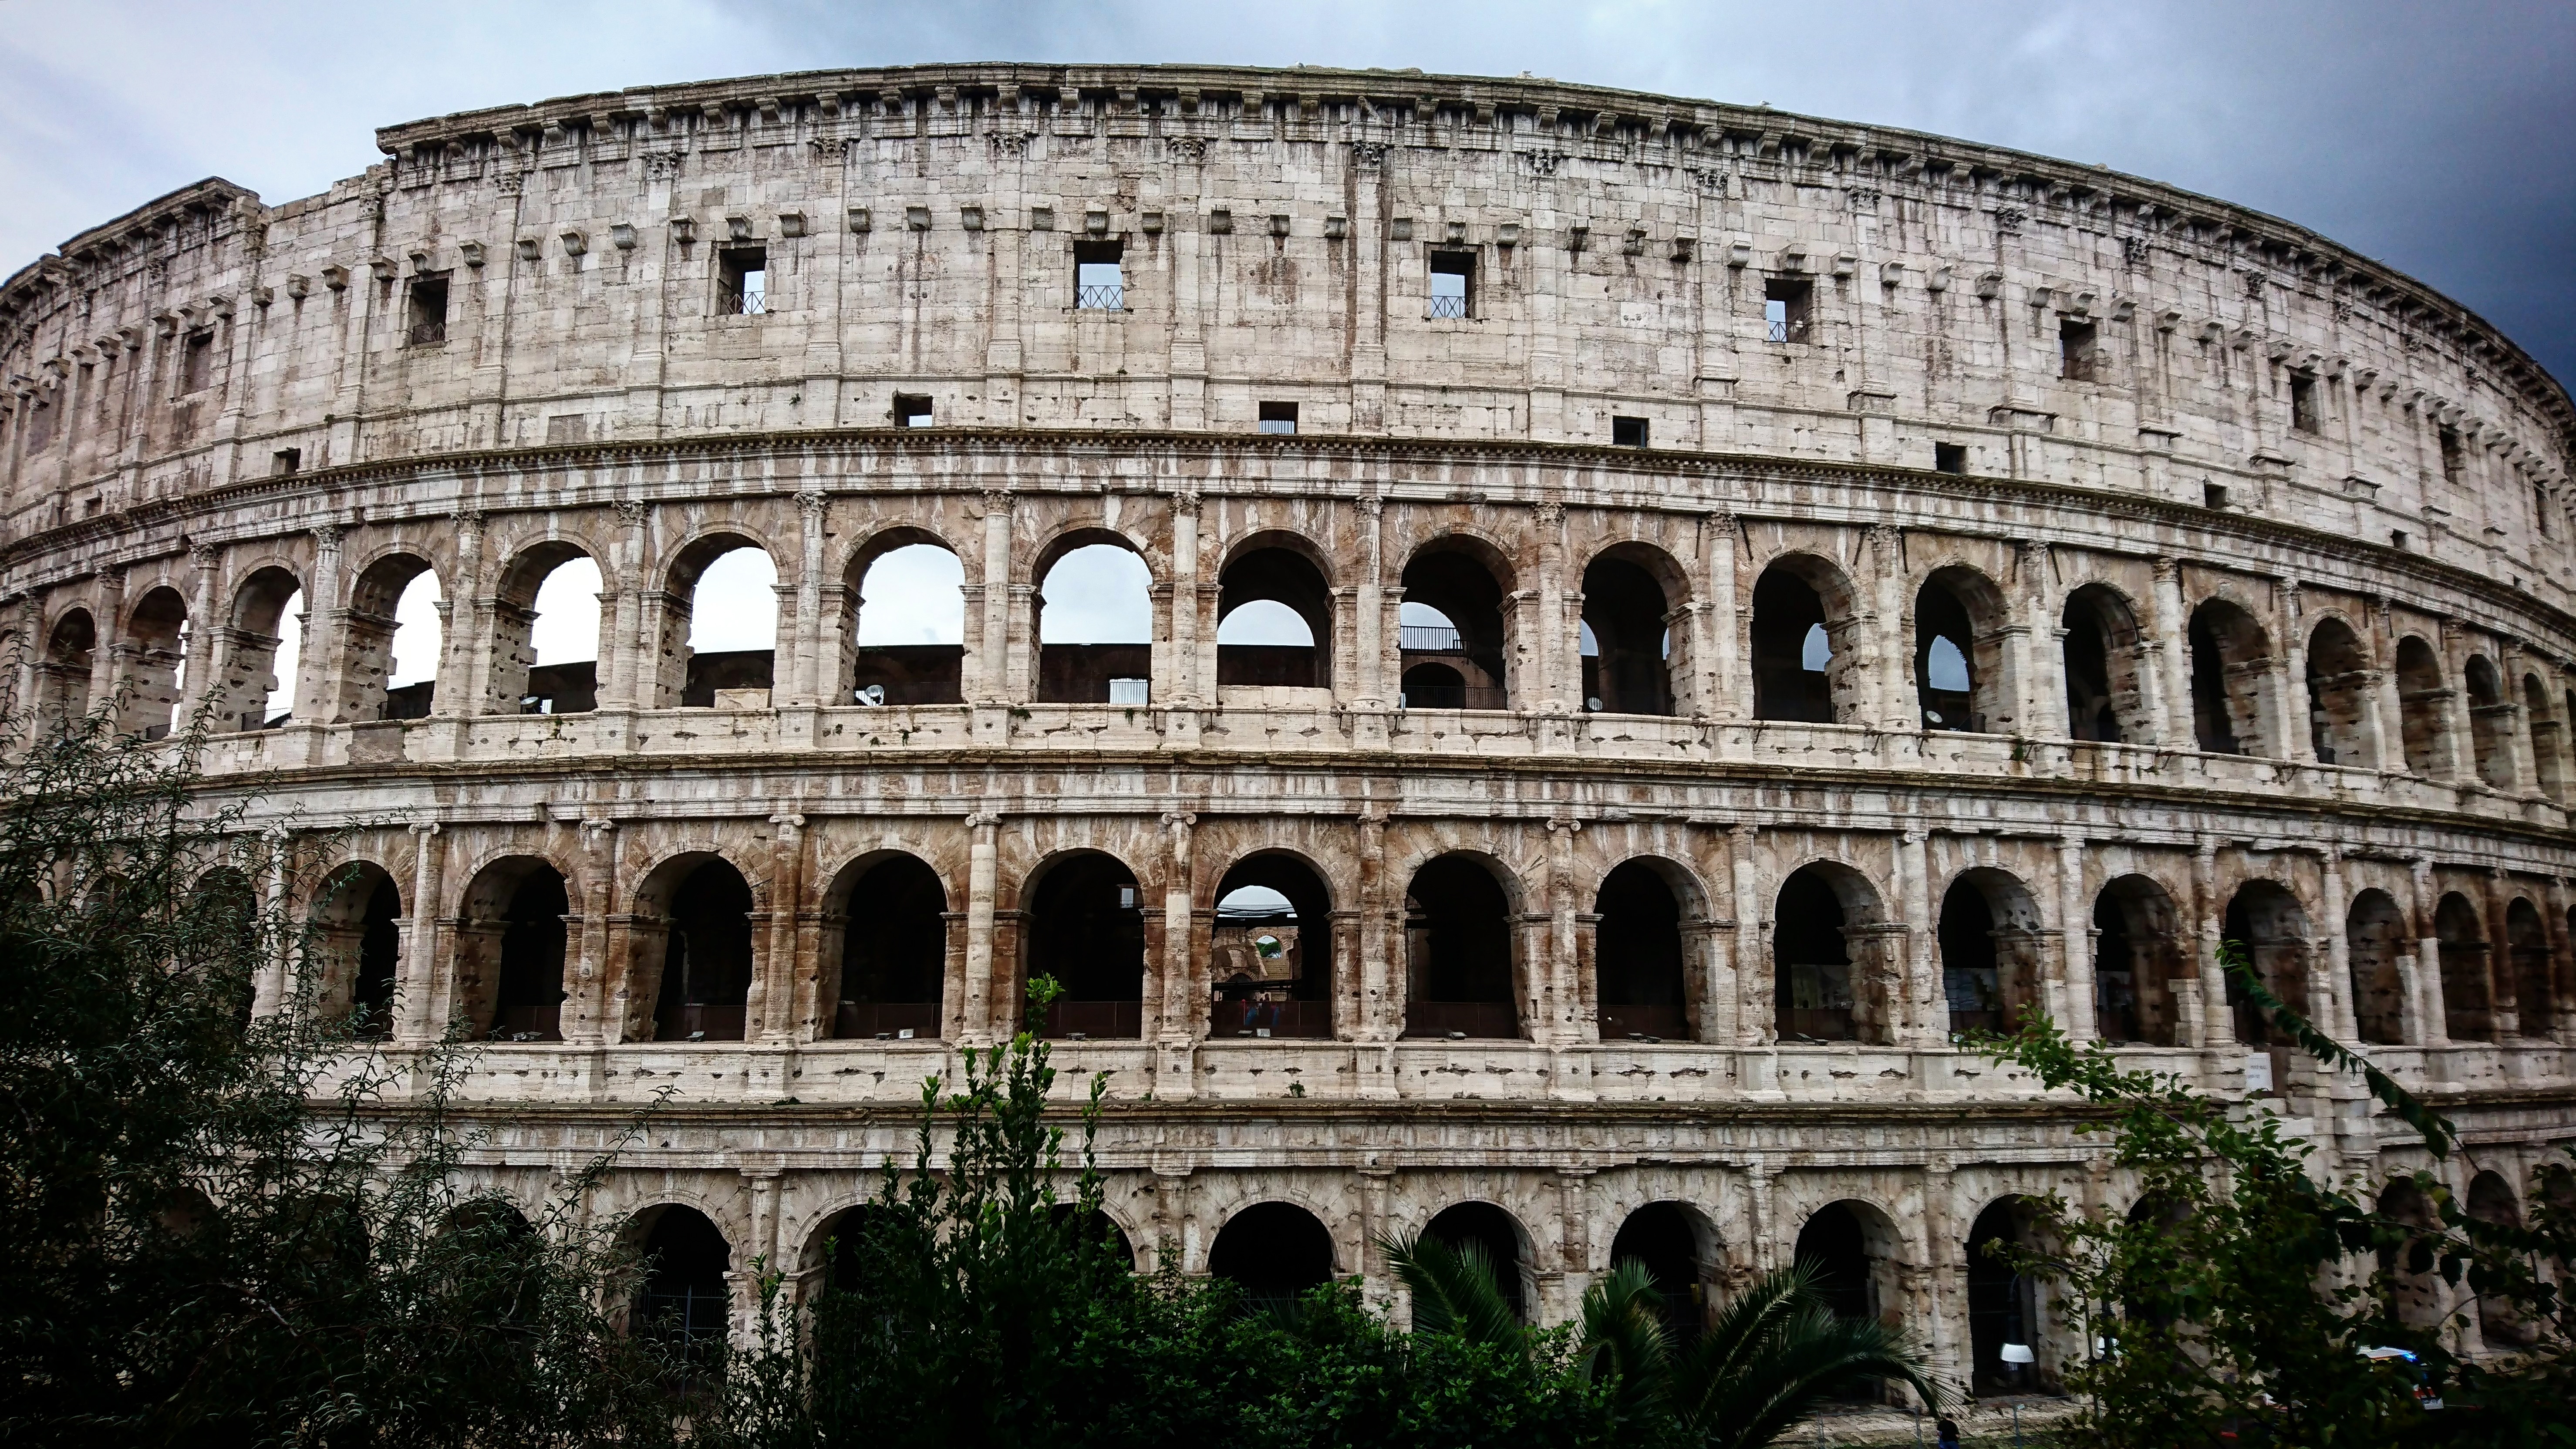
top-left (1258, 401), bottom-right (1298, 435)
top-left (2289, 370), bottom-right (2320, 433)
top-left (1934, 442), bottom-right (1968, 475)
top-left (718, 246), bottom-right (767, 316)
top-left (2204, 482), bottom-right (2229, 510)
top-left (1611, 415), bottom-right (1649, 448)
top-left (1429, 250), bottom-right (1474, 319)
top-left (406, 275), bottom-right (450, 346)
top-left (272, 447), bottom-right (301, 477)
top-left (894, 394), bottom-right (934, 427)
top-left (1763, 277), bottom-right (1813, 344)
top-left (1075, 239), bottom-right (1125, 310)
top-left (2438, 424), bottom-right (2464, 484)
top-left (180, 332), bottom-right (214, 393)
top-left (2536, 483), bottom-right (2553, 538)
top-left (2391, 529), bottom-right (2410, 551)
top-left (2059, 319), bottom-right (2099, 382)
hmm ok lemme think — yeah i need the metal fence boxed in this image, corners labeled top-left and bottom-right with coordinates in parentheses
top-left (1398, 623), bottom-right (1463, 651)
top-left (1077, 283), bottom-right (1125, 310)
top-left (1428, 293), bottom-right (1467, 319)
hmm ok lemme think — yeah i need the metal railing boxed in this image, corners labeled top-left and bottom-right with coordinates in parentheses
top-left (1076, 283), bottom-right (1125, 310)
top-left (1399, 684), bottom-right (1509, 711)
top-left (1398, 623), bottom-right (1463, 652)
top-left (1428, 293), bottom-right (1467, 319)
top-left (1209, 997), bottom-right (1333, 1038)
top-left (1403, 1000), bottom-right (1520, 1039)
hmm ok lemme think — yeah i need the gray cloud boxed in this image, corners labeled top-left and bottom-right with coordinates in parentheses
top-left (5, 0), bottom-right (2567, 384)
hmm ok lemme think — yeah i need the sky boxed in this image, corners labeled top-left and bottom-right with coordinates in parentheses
top-left (10, 0), bottom-right (2571, 667)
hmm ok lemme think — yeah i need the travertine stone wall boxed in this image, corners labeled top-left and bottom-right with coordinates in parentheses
top-left (0, 65), bottom-right (2569, 1386)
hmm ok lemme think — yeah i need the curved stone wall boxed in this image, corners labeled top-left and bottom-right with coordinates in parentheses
top-left (2, 64), bottom-right (2570, 1382)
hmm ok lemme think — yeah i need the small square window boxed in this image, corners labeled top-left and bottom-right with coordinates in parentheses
top-left (894, 394), bottom-right (933, 427)
top-left (180, 332), bottom-right (215, 393)
top-left (2059, 319), bottom-right (2099, 382)
top-left (406, 275), bottom-right (449, 346)
top-left (1076, 240), bottom-right (1124, 310)
top-left (1429, 250), bottom-right (1474, 318)
top-left (718, 246), bottom-right (767, 315)
top-left (272, 447), bottom-right (301, 477)
top-left (1763, 277), bottom-right (1812, 344)
top-left (1258, 401), bottom-right (1298, 435)
top-left (1611, 415), bottom-right (1649, 448)
top-left (1934, 442), bottom-right (1968, 475)
top-left (2289, 371), bottom-right (2320, 433)
top-left (2390, 529), bottom-right (2411, 550)
top-left (2205, 482), bottom-right (2229, 510)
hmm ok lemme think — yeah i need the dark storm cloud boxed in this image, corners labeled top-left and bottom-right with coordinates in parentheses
top-left (4, 0), bottom-right (2569, 386)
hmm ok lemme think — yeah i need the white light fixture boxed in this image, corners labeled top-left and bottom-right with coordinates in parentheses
top-left (2001, 1342), bottom-right (2036, 1365)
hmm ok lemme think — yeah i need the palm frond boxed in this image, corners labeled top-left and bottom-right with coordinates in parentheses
top-left (1578, 1258), bottom-right (1674, 1423)
top-left (1376, 1230), bottom-right (1524, 1351)
top-left (1671, 1264), bottom-right (1949, 1449)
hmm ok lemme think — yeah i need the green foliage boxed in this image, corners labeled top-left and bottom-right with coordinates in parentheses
top-left (1665, 1260), bottom-right (1948, 1449)
top-left (1973, 942), bottom-right (2576, 1449)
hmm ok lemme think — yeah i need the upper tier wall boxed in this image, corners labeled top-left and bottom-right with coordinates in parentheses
top-left (2, 63), bottom-right (2569, 593)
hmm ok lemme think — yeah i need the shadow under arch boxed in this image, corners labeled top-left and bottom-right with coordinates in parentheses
top-left (819, 850), bottom-right (949, 1040)
top-left (1774, 861), bottom-right (1894, 1044)
top-left (1401, 852), bottom-right (1522, 1039)
top-left (1208, 850), bottom-right (1334, 1039)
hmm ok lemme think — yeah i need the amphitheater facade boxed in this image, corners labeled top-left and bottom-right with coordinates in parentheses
top-left (6, 63), bottom-right (2574, 1392)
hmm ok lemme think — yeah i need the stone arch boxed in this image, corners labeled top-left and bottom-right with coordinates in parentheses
top-left (210, 566), bottom-right (304, 733)
top-left (490, 539), bottom-right (603, 715)
top-left (2223, 879), bottom-right (2313, 1045)
top-left (2374, 1178), bottom-right (2444, 1330)
top-left (1033, 527), bottom-right (1157, 705)
top-left (1208, 1200), bottom-right (1339, 1308)
top-left (1794, 1198), bottom-right (1907, 1331)
top-left (2434, 890), bottom-right (2494, 1042)
top-left (1580, 540), bottom-right (1688, 717)
top-left (1399, 533), bottom-right (1517, 711)
top-left (1421, 1200), bottom-right (1535, 1323)
top-left (1217, 530), bottom-right (1335, 692)
top-left (1937, 866), bottom-right (2045, 1036)
top-left (1966, 1196), bottom-right (2050, 1396)
top-left (2505, 896), bottom-right (2552, 1038)
top-left (843, 525), bottom-right (968, 707)
top-left (1912, 562), bottom-right (2011, 734)
top-left (1023, 849), bottom-right (1147, 1038)
top-left (817, 850), bottom-right (949, 1040)
top-left (2188, 596), bottom-right (2273, 756)
top-left (2305, 615), bottom-right (2374, 768)
top-left (2465, 1171), bottom-right (2533, 1345)
top-left (660, 529), bottom-right (783, 709)
top-left (627, 1203), bottom-right (732, 1363)
top-left (1608, 1200), bottom-right (1720, 1341)
top-left (455, 855), bottom-right (572, 1041)
top-left (2463, 654), bottom-right (2514, 790)
top-left (2094, 874), bottom-right (2186, 1046)
top-left (1401, 851), bottom-right (1525, 1039)
top-left (35, 607), bottom-right (97, 730)
top-left (628, 851), bottom-right (758, 1043)
top-left (2346, 888), bottom-right (2411, 1046)
top-left (1595, 856), bottom-right (1696, 1041)
top-left (308, 858), bottom-right (401, 1034)
top-left (334, 550), bottom-right (442, 724)
top-left (119, 585), bottom-right (189, 738)
top-left (2523, 673), bottom-right (2564, 802)
top-left (2061, 580), bottom-right (2150, 744)
top-left (1774, 860), bottom-right (1897, 1045)
top-left (1209, 849), bottom-right (1335, 1039)
top-left (2393, 635), bottom-right (2450, 776)
top-left (1750, 551), bottom-right (1863, 724)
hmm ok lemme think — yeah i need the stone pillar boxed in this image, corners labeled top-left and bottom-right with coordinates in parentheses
top-left (1898, 829), bottom-right (1936, 1045)
top-left (757, 813), bottom-right (806, 1041)
top-left (2321, 849), bottom-right (2359, 1042)
top-left (1546, 817), bottom-right (1585, 1045)
top-left (1167, 493), bottom-right (1201, 706)
top-left (1920, 1158), bottom-right (1965, 1392)
top-left (290, 529), bottom-right (342, 728)
top-left (789, 489), bottom-right (827, 707)
top-left (1355, 495), bottom-right (1387, 707)
top-left (85, 568), bottom-right (126, 715)
top-left (2057, 834), bottom-right (2094, 1041)
top-left (179, 543), bottom-right (223, 723)
top-left (565, 818), bottom-right (617, 1045)
top-left (961, 811), bottom-right (1001, 1046)
top-left (1159, 810), bottom-right (1198, 1045)
top-left (254, 824), bottom-right (293, 1018)
top-left (2501, 640), bottom-right (2539, 795)
top-left (1728, 824), bottom-right (1767, 1044)
top-left (2193, 838), bottom-right (2232, 1048)
top-left (1705, 512), bottom-right (1741, 722)
top-left (2441, 620), bottom-right (2478, 783)
top-left (1358, 1166), bottom-right (1396, 1314)
top-left (1871, 525), bottom-right (1912, 730)
top-left (977, 488), bottom-right (1015, 704)
top-left (1743, 1156), bottom-right (1777, 1274)
top-left (1534, 499), bottom-right (1571, 713)
top-left (1554, 1167), bottom-right (1595, 1321)
top-left (397, 822), bottom-right (444, 1044)
top-left (2408, 856), bottom-right (2448, 1046)
top-left (2546, 877), bottom-right (2576, 1042)
top-left (2373, 596), bottom-right (2410, 772)
top-left (2152, 557), bottom-right (2193, 746)
top-left (1357, 809), bottom-right (1394, 1044)
top-left (2280, 580), bottom-right (2315, 765)
top-left (604, 500), bottom-right (649, 714)
top-left (2485, 868), bottom-right (2521, 1039)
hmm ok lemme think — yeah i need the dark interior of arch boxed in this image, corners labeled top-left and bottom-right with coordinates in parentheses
top-left (1750, 567), bottom-right (1833, 723)
top-left (1218, 545), bottom-right (1332, 689)
top-left (1794, 1202), bottom-right (1873, 1323)
top-left (1402, 855), bottom-right (1517, 1039)
top-left (1424, 1202), bottom-right (1525, 1323)
top-left (1399, 546), bottom-right (1509, 705)
top-left (1914, 579), bottom-right (1977, 731)
top-left (353, 870), bottom-right (401, 1039)
top-left (2061, 587), bottom-right (2124, 744)
top-left (1028, 853), bottom-right (1145, 1038)
top-left (1775, 867), bottom-right (1855, 1041)
top-left (40, 610), bottom-right (96, 724)
top-left (2306, 621), bottom-right (2371, 766)
top-left (1966, 1200), bottom-right (2039, 1396)
top-left (655, 859), bottom-right (754, 1042)
top-left (2507, 898), bottom-right (2552, 1035)
top-left (1210, 854), bottom-right (1332, 1038)
top-left (1610, 1202), bottom-right (1704, 1342)
top-left (1050, 1203), bottom-right (1136, 1269)
top-left (1596, 860), bottom-right (1686, 1040)
top-left (637, 1206), bottom-right (730, 1365)
top-left (494, 864), bottom-right (568, 1041)
top-left (2394, 636), bottom-right (2447, 775)
top-left (2223, 884), bottom-right (2311, 1047)
top-left (2090, 879), bottom-right (2179, 1046)
top-left (1209, 1201), bottom-right (1337, 1309)
top-left (1939, 879), bottom-right (2003, 1035)
top-left (835, 854), bottom-right (946, 1040)
top-left (2188, 603), bottom-right (2254, 755)
top-left (2434, 893), bottom-right (2493, 1042)
top-left (821, 1205), bottom-right (897, 1294)
top-left (2463, 657), bottom-right (2513, 790)
top-left (123, 587), bottom-right (189, 738)
top-left (1580, 554), bottom-right (1672, 715)
top-left (2345, 890), bottom-right (2410, 1046)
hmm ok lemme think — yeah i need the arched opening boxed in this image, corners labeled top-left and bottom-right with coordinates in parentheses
top-left (35, 609), bottom-right (96, 729)
top-left (847, 538), bottom-right (965, 706)
top-left (1217, 538), bottom-right (1332, 693)
top-left (1209, 1201), bottom-right (1337, 1311)
top-left (2522, 675), bottom-right (2564, 802)
top-left (2393, 636), bottom-right (2448, 776)
top-left (1939, 870), bottom-right (2043, 1037)
top-left (310, 861), bottom-right (401, 1037)
top-left (1596, 859), bottom-right (1689, 1041)
top-left (2375, 1179), bottom-right (2443, 1329)
top-left (2506, 897), bottom-right (2552, 1037)
top-left (632, 1205), bottom-right (731, 1376)
top-left (2464, 656), bottom-right (2514, 790)
top-left (453, 857), bottom-right (570, 1041)
top-left (669, 539), bottom-right (779, 708)
top-left (2093, 876), bottom-right (2185, 1046)
top-left (2305, 618), bottom-right (2372, 767)
top-left (1580, 548), bottom-right (1678, 716)
top-left (1775, 863), bottom-right (1891, 1044)
top-left (1795, 1200), bottom-right (1903, 1336)
top-left (651, 858), bottom-right (755, 1042)
top-left (1051, 1203), bottom-right (1138, 1271)
top-left (2223, 881), bottom-right (2312, 1046)
top-left (1035, 538), bottom-right (1153, 704)
top-left (2465, 1173), bottom-right (2532, 1345)
top-left (2061, 584), bottom-right (2146, 744)
top-left (2345, 889), bottom-right (2411, 1046)
top-left (1967, 1198), bottom-right (2047, 1396)
top-left (1401, 854), bottom-right (1519, 1039)
top-left (338, 554), bottom-right (442, 723)
top-left (806, 1204), bottom-right (899, 1296)
top-left (187, 868), bottom-right (262, 1028)
top-left (2434, 891), bottom-right (2493, 1042)
top-left (1610, 1201), bottom-right (1713, 1343)
top-left (1750, 559), bottom-right (1847, 723)
top-left (1422, 1202), bottom-right (1528, 1324)
top-left (1208, 853), bottom-right (1333, 1039)
top-left (1915, 566), bottom-right (2007, 733)
top-left (1026, 852), bottom-right (1146, 1038)
top-left (823, 853), bottom-right (947, 1040)
top-left (1399, 539), bottom-right (1511, 711)
top-left (494, 545), bottom-right (602, 714)
top-left (121, 587), bottom-right (189, 739)
top-left (213, 569), bottom-right (303, 732)
top-left (2188, 599), bottom-right (2271, 755)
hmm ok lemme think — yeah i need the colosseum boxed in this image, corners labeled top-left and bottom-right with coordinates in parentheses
top-left (5, 61), bottom-right (2573, 1395)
